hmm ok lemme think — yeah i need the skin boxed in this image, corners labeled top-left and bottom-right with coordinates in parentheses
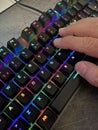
top-left (54, 17), bottom-right (98, 87)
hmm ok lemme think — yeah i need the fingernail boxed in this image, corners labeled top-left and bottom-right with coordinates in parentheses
top-left (59, 28), bottom-right (65, 35)
top-left (75, 62), bottom-right (87, 77)
top-left (53, 38), bottom-right (62, 46)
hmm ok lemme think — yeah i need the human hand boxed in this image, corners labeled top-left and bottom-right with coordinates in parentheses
top-left (54, 17), bottom-right (98, 87)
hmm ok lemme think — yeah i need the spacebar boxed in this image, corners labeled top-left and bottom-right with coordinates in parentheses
top-left (51, 76), bottom-right (80, 114)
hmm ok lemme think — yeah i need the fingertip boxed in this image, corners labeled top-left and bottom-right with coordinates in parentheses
top-left (59, 28), bottom-right (66, 36)
top-left (53, 38), bottom-right (62, 47)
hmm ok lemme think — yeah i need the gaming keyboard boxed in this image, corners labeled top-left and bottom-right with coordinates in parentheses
top-left (0, 0), bottom-right (98, 130)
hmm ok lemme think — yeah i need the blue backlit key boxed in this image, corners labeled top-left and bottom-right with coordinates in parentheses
top-left (7, 38), bottom-right (23, 55)
top-left (0, 46), bottom-right (13, 63)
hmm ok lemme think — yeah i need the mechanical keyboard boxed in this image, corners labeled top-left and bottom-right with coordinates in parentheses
top-left (0, 0), bottom-right (98, 130)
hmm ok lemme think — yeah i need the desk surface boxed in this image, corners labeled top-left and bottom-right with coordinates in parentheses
top-left (0, 0), bottom-right (98, 130)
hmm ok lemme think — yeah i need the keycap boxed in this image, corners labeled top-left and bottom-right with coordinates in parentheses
top-left (60, 62), bottom-right (74, 76)
top-left (34, 53), bottom-right (47, 65)
top-left (7, 38), bottom-right (23, 55)
top-left (38, 13), bottom-right (51, 27)
top-left (53, 19), bottom-right (65, 30)
top-left (54, 1), bottom-right (67, 14)
top-left (47, 59), bottom-right (60, 72)
top-left (31, 125), bottom-right (41, 130)
top-left (23, 105), bottom-right (40, 123)
top-left (38, 32), bottom-right (50, 45)
top-left (0, 94), bottom-right (8, 111)
top-left (73, 2), bottom-right (83, 11)
top-left (46, 26), bottom-right (58, 37)
top-left (17, 89), bottom-right (33, 105)
top-left (4, 101), bottom-right (22, 119)
top-left (78, 0), bottom-right (89, 6)
top-left (61, 12), bottom-right (72, 23)
top-left (11, 118), bottom-right (30, 130)
top-left (21, 27), bottom-right (35, 42)
top-left (51, 76), bottom-right (80, 113)
top-left (77, 11), bottom-right (87, 19)
top-left (0, 67), bottom-right (14, 83)
top-left (25, 61), bottom-right (39, 76)
top-left (0, 46), bottom-right (13, 63)
top-left (0, 114), bottom-right (10, 130)
top-left (27, 78), bottom-right (43, 93)
top-left (3, 82), bottom-right (19, 98)
top-left (29, 39), bottom-right (42, 53)
top-left (43, 44), bottom-right (55, 56)
top-left (83, 6), bottom-right (93, 16)
top-left (52, 71), bottom-right (67, 86)
top-left (47, 9), bottom-right (58, 22)
top-left (67, 8), bottom-right (77, 17)
top-left (34, 93), bottom-right (50, 109)
top-left (30, 20), bottom-right (43, 34)
top-left (14, 71), bottom-right (30, 86)
top-left (19, 48), bottom-right (33, 63)
top-left (38, 109), bottom-right (57, 130)
top-left (37, 68), bottom-right (51, 82)
top-left (44, 81), bottom-right (58, 98)
top-left (9, 57), bottom-right (24, 72)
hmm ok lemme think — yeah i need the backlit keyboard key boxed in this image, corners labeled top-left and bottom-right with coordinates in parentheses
top-left (17, 89), bottom-right (33, 105)
top-left (0, 67), bottom-right (14, 82)
top-left (3, 82), bottom-right (19, 98)
top-left (4, 101), bottom-right (22, 119)
top-left (0, 94), bottom-right (8, 111)
top-left (34, 93), bottom-right (50, 109)
top-left (38, 109), bottom-right (57, 130)
top-left (46, 26), bottom-right (58, 37)
top-left (9, 57), bottom-right (24, 72)
top-left (0, 46), bottom-right (13, 63)
top-left (53, 19), bottom-right (65, 30)
top-left (43, 44), bottom-right (55, 56)
top-left (47, 9), bottom-right (58, 22)
top-left (14, 71), bottom-right (30, 86)
top-left (23, 105), bottom-right (40, 123)
top-left (27, 78), bottom-right (43, 93)
top-left (19, 48), bottom-right (33, 63)
top-left (7, 38), bottom-right (23, 55)
top-left (11, 118), bottom-right (30, 130)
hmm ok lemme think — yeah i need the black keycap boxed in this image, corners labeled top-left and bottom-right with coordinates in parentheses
top-left (0, 114), bottom-right (10, 130)
top-left (34, 53), bottom-right (47, 65)
top-left (29, 39), bottom-right (42, 53)
top-left (7, 38), bottom-right (23, 55)
top-left (78, 0), bottom-right (89, 6)
top-left (0, 67), bottom-right (14, 83)
top-left (3, 82), bottom-right (19, 98)
top-left (47, 59), bottom-right (59, 72)
top-left (38, 32), bottom-right (50, 45)
top-left (47, 9), bottom-right (58, 22)
top-left (43, 44), bottom-right (55, 56)
top-left (52, 71), bottom-right (67, 86)
top-left (25, 61), bottom-right (39, 76)
top-left (38, 68), bottom-right (51, 82)
top-left (54, 1), bottom-right (67, 14)
top-left (30, 20), bottom-right (43, 34)
top-left (0, 46), bottom-right (13, 63)
top-left (68, 52), bottom-right (85, 66)
top-left (53, 19), bottom-right (65, 30)
top-left (54, 49), bottom-right (70, 63)
top-left (78, 11), bottom-right (87, 19)
top-left (19, 48), bottom-right (33, 63)
top-left (23, 105), bottom-right (40, 123)
top-left (31, 125), bottom-right (41, 130)
top-left (51, 76), bottom-right (80, 113)
top-left (83, 6), bottom-right (93, 16)
top-left (27, 78), bottom-right (43, 93)
top-left (11, 118), bottom-right (30, 130)
top-left (67, 8), bottom-right (77, 17)
top-left (4, 101), bottom-right (22, 119)
top-left (9, 57), bottom-right (24, 72)
top-left (34, 93), bottom-right (50, 109)
top-left (14, 71), bottom-right (30, 86)
top-left (61, 13), bottom-right (72, 23)
top-left (44, 81), bottom-right (58, 98)
top-left (88, 2), bottom-right (98, 12)
top-left (38, 12), bottom-right (51, 27)
top-left (21, 27), bottom-right (35, 42)
top-left (46, 26), bottom-right (58, 37)
top-left (0, 94), bottom-right (8, 111)
top-left (17, 89), bottom-right (33, 105)
top-left (60, 62), bottom-right (73, 76)
top-left (73, 2), bottom-right (83, 11)
top-left (38, 109), bottom-right (57, 130)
